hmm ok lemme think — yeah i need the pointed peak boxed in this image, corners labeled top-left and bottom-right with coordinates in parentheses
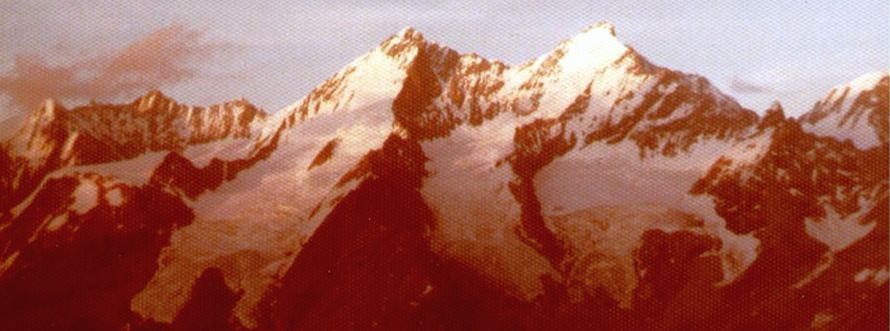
top-left (767, 101), bottom-right (784, 113)
top-left (40, 98), bottom-right (58, 113)
top-left (541, 21), bottom-right (628, 72)
top-left (141, 89), bottom-right (168, 100)
top-left (17, 98), bottom-right (66, 139)
top-left (582, 21), bottom-right (617, 37)
top-left (379, 27), bottom-right (429, 57)
top-left (846, 71), bottom-right (888, 91)
top-left (223, 97), bottom-right (262, 112)
top-left (759, 101), bottom-right (786, 129)
top-left (565, 21), bottom-right (624, 50)
top-left (30, 98), bottom-right (64, 120)
top-left (135, 89), bottom-right (176, 111)
top-left (396, 26), bottom-right (424, 41)
top-left (384, 26), bottom-right (425, 47)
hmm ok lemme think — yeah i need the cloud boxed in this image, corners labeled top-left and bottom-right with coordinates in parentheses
top-left (0, 23), bottom-right (235, 113)
top-left (729, 77), bottom-right (774, 94)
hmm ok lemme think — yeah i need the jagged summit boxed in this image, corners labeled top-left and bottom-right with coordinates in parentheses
top-left (378, 26), bottom-right (432, 58)
top-left (395, 26), bottom-right (424, 41)
top-left (848, 71), bottom-right (888, 91)
top-left (766, 100), bottom-right (785, 116)
top-left (2, 88), bottom-right (269, 180)
top-left (583, 21), bottom-right (617, 37)
top-left (280, 22), bottom-right (756, 150)
top-left (382, 22), bottom-right (625, 68)
top-left (542, 21), bottom-right (629, 75)
top-left (34, 98), bottom-right (62, 118)
top-left (142, 88), bottom-right (166, 99)
top-left (759, 101), bottom-right (786, 129)
top-left (135, 89), bottom-right (175, 111)
top-left (800, 71), bottom-right (888, 149)
top-left (40, 98), bottom-right (58, 112)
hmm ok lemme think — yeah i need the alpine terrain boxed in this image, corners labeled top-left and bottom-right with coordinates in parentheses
top-left (0, 23), bottom-right (886, 331)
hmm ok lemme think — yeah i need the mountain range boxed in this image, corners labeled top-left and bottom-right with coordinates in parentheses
top-left (0, 23), bottom-right (887, 331)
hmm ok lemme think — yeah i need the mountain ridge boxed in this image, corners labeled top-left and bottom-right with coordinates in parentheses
top-left (0, 23), bottom-right (886, 331)
top-left (799, 71), bottom-right (889, 149)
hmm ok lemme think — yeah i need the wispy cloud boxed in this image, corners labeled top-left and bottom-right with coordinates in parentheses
top-left (729, 77), bottom-right (774, 94)
top-left (0, 23), bottom-right (235, 113)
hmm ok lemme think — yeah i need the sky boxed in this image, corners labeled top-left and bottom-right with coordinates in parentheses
top-left (1, 0), bottom-right (887, 122)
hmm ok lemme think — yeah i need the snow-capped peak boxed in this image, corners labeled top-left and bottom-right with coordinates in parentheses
top-left (800, 71), bottom-right (888, 149)
top-left (847, 71), bottom-right (887, 91)
top-left (559, 22), bottom-right (627, 69)
top-left (378, 27), bottom-right (429, 59)
top-left (583, 21), bottom-right (617, 37)
top-left (396, 26), bottom-right (424, 41)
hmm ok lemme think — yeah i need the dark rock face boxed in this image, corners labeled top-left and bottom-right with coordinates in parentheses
top-left (630, 230), bottom-right (723, 328)
top-left (267, 135), bottom-right (628, 331)
top-left (129, 268), bottom-right (247, 331)
top-left (307, 138), bottom-right (340, 170)
top-left (687, 120), bottom-right (888, 330)
top-left (694, 121), bottom-right (886, 236)
top-left (0, 176), bottom-right (194, 331)
top-left (150, 121), bottom-right (284, 200)
top-left (270, 135), bottom-right (442, 330)
top-left (170, 268), bottom-right (244, 331)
